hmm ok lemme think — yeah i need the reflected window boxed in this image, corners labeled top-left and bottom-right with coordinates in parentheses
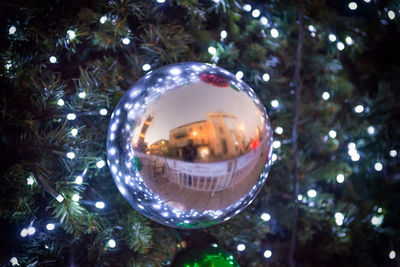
top-left (221, 139), bottom-right (228, 154)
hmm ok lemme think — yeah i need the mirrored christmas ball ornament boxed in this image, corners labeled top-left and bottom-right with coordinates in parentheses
top-left (107, 62), bottom-right (273, 228)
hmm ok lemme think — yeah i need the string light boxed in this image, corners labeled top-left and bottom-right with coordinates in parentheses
top-left (66, 152), bottom-right (75, 159)
top-left (57, 99), bottom-right (65, 106)
top-left (56, 195), bottom-right (64, 203)
top-left (10, 257), bottom-right (19, 266)
top-left (307, 189), bottom-right (317, 198)
top-left (329, 130), bottom-right (337, 138)
top-left (335, 212), bottom-right (344, 226)
top-left (328, 33), bottom-right (337, 42)
top-left (142, 64), bottom-right (151, 71)
top-left (208, 46), bottom-right (217, 55)
top-left (271, 99), bottom-right (280, 108)
top-left (46, 223), bottom-right (55, 231)
top-left (78, 92), bottom-right (86, 99)
top-left (237, 244), bottom-right (246, 251)
top-left (99, 108), bottom-right (108, 115)
top-left (107, 239), bottom-right (116, 248)
top-left (96, 160), bottom-right (106, 169)
top-left (211, 243), bottom-right (218, 247)
top-left (27, 175), bottom-right (35, 185)
top-left (272, 140), bottom-right (281, 149)
top-left (272, 153), bottom-right (278, 162)
top-left (235, 71), bottom-right (244, 79)
top-left (348, 142), bottom-right (360, 161)
top-left (252, 9), bottom-right (260, 18)
top-left (275, 126), bottom-right (283, 135)
top-left (260, 16), bottom-right (268, 25)
top-left (262, 73), bottom-right (270, 82)
top-left (374, 162), bottom-right (383, 171)
top-left (49, 56), bottom-right (57, 63)
top-left (348, 2), bottom-right (357, 10)
top-left (243, 4), bottom-right (252, 12)
top-left (27, 226), bottom-right (36, 235)
top-left (371, 215), bottom-right (383, 226)
top-left (9, 26), bottom-right (16, 35)
top-left (345, 36), bottom-right (353, 45)
top-left (261, 213), bottom-right (271, 222)
top-left (72, 194), bottom-right (80, 202)
top-left (297, 194), bottom-right (303, 201)
top-left (67, 113), bottom-right (76, 120)
top-left (367, 126), bottom-right (375, 135)
top-left (220, 30), bottom-right (227, 39)
top-left (388, 10), bottom-right (396, 20)
top-left (157, 0), bottom-right (165, 2)
top-left (389, 250), bottom-right (396, 259)
top-left (308, 25), bottom-right (316, 32)
top-left (71, 128), bottom-right (78, 136)
top-left (322, 91), bottom-right (330, 100)
top-left (336, 174), bottom-right (345, 183)
top-left (363, 0), bottom-right (371, 2)
top-left (122, 38), bottom-right (130, 45)
top-left (354, 104), bottom-right (364, 113)
top-left (95, 201), bottom-right (105, 209)
top-left (100, 15), bottom-right (107, 24)
top-left (271, 28), bottom-right (279, 38)
top-left (377, 207), bottom-right (383, 213)
top-left (20, 228), bottom-right (28, 237)
top-left (67, 30), bottom-right (76, 40)
top-left (264, 250), bottom-right (272, 258)
top-left (389, 150), bottom-right (397, 157)
top-left (337, 42), bottom-right (345, 51)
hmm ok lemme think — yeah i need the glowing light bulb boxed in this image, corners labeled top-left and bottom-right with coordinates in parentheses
top-left (272, 140), bottom-right (281, 149)
top-left (271, 28), bottom-right (279, 38)
top-left (99, 108), bottom-right (108, 115)
top-left (243, 4), bottom-right (252, 12)
top-left (9, 26), bottom-right (16, 35)
top-left (261, 213), bottom-right (271, 222)
top-left (208, 46), bottom-right (217, 55)
top-left (348, 2), bottom-right (357, 10)
top-left (67, 30), bottom-right (76, 40)
top-left (108, 239), bottom-right (116, 248)
top-left (336, 174), bottom-right (345, 183)
top-left (264, 250), bottom-right (272, 258)
top-left (374, 162), bottom-right (383, 171)
top-left (345, 36), bottom-right (353, 45)
top-left (297, 194), bottom-right (303, 201)
top-left (367, 126), bottom-right (375, 135)
top-left (67, 113), bottom-right (76, 120)
top-left (220, 30), bottom-right (227, 39)
top-left (337, 42), bottom-right (345, 51)
top-left (20, 228), bottom-right (28, 237)
top-left (271, 99), bottom-right (279, 108)
top-left (49, 56), bottom-right (57, 63)
top-left (260, 16), bottom-right (268, 25)
top-left (27, 176), bottom-right (35, 185)
top-left (252, 9), bottom-right (260, 18)
top-left (96, 160), bottom-right (105, 169)
top-left (122, 38), bottom-right (130, 45)
top-left (389, 250), bottom-right (396, 259)
top-left (388, 10), bottom-right (396, 20)
top-left (170, 68), bottom-right (181, 75)
top-left (70, 128), bottom-right (78, 137)
top-left (307, 189), bottom-right (317, 198)
top-left (363, 0), bottom-right (371, 2)
top-left (335, 212), bottom-right (344, 226)
top-left (57, 99), bottom-right (65, 106)
top-left (351, 153), bottom-right (360, 161)
top-left (371, 215), bottom-right (383, 226)
top-left (237, 244), bottom-right (246, 251)
top-left (56, 195), bottom-right (64, 203)
top-left (10, 257), bottom-right (19, 266)
top-left (46, 223), bottom-right (55, 231)
top-left (78, 92), bottom-right (86, 99)
top-left (95, 201), bottom-right (105, 209)
top-left (329, 130), bottom-right (337, 138)
top-left (72, 193), bottom-right (80, 202)
top-left (354, 104), bottom-right (364, 113)
top-left (390, 150), bottom-right (397, 157)
top-left (100, 16), bottom-right (107, 24)
top-left (156, 0), bottom-right (165, 2)
top-left (308, 25), bottom-right (316, 32)
top-left (235, 71), bottom-right (244, 79)
top-left (27, 226), bottom-right (36, 235)
top-left (262, 73), bottom-right (270, 82)
top-left (66, 152), bottom-right (75, 159)
top-left (75, 176), bottom-right (83, 184)
top-left (275, 126), bottom-right (283, 135)
top-left (322, 91), bottom-right (330, 100)
top-left (328, 33), bottom-right (337, 42)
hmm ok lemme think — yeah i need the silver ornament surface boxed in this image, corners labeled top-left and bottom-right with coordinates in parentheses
top-left (107, 62), bottom-right (273, 228)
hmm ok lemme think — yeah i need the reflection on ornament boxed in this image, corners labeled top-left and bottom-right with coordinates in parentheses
top-left (107, 62), bottom-right (273, 228)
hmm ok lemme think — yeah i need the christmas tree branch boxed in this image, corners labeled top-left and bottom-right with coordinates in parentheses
top-left (289, 1), bottom-right (304, 266)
